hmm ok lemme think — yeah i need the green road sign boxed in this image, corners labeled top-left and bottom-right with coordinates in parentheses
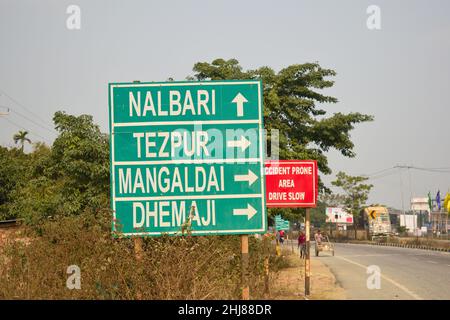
top-left (275, 215), bottom-right (290, 231)
top-left (109, 80), bottom-right (266, 236)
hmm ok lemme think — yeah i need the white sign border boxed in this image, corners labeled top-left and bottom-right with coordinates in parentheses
top-left (265, 160), bottom-right (317, 207)
top-left (108, 80), bottom-right (266, 236)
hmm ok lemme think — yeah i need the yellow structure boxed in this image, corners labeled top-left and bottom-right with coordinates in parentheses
top-left (444, 193), bottom-right (450, 213)
top-left (365, 206), bottom-right (389, 220)
top-left (364, 206), bottom-right (391, 238)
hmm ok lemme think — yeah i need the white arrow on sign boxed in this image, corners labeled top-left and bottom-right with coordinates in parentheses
top-left (233, 204), bottom-right (258, 220)
top-left (227, 136), bottom-right (251, 151)
top-left (234, 169), bottom-right (258, 186)
top-left (232, 92), bottom-right (248, 117)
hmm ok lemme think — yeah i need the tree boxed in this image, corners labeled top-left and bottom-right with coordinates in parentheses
top-left (10, 112), bottom-right (110, 225)
top-left (319, 193), bottom-right (347, 207)
top-left (0, 146), bottom-right (29, 220)
top-left (191, 59), bottom-right (373, 178)
top-left (13, 130), bottom-right (31, 152)
top-left (49, 111), bottom-right (110, 215)
top-left (310, 200), bottom-right (328, 228)
top-left (190, 58), bottom-right (374, 220)
top-left (331, 171), bottom-right (373, 235)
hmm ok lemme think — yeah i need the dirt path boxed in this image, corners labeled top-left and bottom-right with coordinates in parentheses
top-left (270, 248), bottom-right (346, 300)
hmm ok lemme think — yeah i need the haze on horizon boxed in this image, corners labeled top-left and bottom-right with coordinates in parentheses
top-left (1, 0), bottom-right (449, 210)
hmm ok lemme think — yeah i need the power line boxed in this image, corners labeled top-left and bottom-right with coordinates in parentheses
top-left (398, 168), bottom-right (405, 214)
top-left (0, 88), bottom-right (55, 132)
top-left (362, 167), bottom-right (396, 177)
top-left (411, 166), bottom-right (450, 173)
top-left (361, 164), bottom-right (450, 182)
top-left (395, 165), bottom-right (450, 173)
top-left (366, 170), bottom-right (400, 181)
top-left (9, 108), bottom-right (56, 135)
top-left (1, 117), bottom-right (52, 145)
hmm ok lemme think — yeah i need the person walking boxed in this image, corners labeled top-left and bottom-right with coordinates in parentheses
top-left (298, 231), bottom-right (306, 258)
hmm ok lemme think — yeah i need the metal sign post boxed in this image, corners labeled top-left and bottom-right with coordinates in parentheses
top-left (263, 234), bottom-right (270, 297)
top-left (134, 237), bottom-right (143, 261)
top-left (305, 208), bottom-right (311, 296)
top-left (241, 234), bottom-right (249, 300)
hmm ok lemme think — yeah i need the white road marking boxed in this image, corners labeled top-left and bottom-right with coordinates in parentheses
top-left (334, 255), bottom-right (423, 300)
top-left (340, 254), bottom-right (401, 257)
top-left (427, 260), bottom-right (438, 264)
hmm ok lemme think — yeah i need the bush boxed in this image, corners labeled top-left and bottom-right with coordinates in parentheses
top-left (397, 226), bottom-right (408, 236)
top-left (0, 209), bottom-right (284, 299)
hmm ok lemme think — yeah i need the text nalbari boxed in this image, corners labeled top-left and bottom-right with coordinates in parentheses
top-left (129, 89), bottom-right (216, 117)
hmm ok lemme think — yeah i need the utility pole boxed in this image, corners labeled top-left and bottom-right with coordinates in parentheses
top-left (398, 167), bottom-right (405, 215)
top-left (407, 167), bottom-right (417, 235)
top-left (395, 165), bottom-right (416, 235)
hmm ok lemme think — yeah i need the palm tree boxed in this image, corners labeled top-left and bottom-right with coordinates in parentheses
top-left (13, 130), bottom-right (31, 152)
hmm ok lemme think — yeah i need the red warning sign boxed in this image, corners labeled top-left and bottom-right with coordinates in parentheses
top-left (265, 160), bottom-right (318, 208)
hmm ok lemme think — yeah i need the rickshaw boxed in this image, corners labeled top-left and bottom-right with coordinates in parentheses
top-left (314, 233), bottom-right (334, 257)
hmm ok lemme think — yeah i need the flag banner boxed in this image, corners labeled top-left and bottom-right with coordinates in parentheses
top-left (436, 191), bottom-right (441, 210)
top-left (428, 192), bottom-right (433, 212)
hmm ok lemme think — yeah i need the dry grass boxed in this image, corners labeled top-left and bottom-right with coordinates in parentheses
top-left (377, 236), bottom-right (450, 250)
top-left (0, 210), bottom-right (286, 299)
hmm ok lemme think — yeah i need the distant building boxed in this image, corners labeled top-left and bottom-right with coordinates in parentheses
top-left (411, 197), bottom-right (430, 213)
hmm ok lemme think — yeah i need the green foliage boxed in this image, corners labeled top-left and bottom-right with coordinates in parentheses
top-left (0, 210), bottom-right (284, 299)
top-left (320, 193), bottom-right (347, 207)
top-left (0, 59), bottom-right (373, 299)
top-left (4, 112), bottom-right (110, 225)
top-left (397, 226), bottom-right (408, 235)
top-left (2, 59), bottom-right (372, 229)
top-left (191, 58), bottom-right (373, 222)
top-left (50, 111), bottom-right (110, 214)
top-left (13, 130), bottom-right (31, 152)
top-left (0, 147), bottom-right (29, 220)
top-left (310, 200), bottom-right (328, 227)
top-left (191, 59), bottom-right (373, 176)
top-left (331, 171), bottom-right (373, 227)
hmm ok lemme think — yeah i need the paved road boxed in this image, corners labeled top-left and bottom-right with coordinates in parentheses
top-left (313, 243), bottom-right (450, 300)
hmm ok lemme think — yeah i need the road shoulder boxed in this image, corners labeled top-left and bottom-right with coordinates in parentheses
top-left (270, 248), bottom-right (346, 300)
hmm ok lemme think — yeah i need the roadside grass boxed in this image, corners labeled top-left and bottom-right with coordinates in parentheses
top-left (335, 236), bottom-right (450, 250)
top-left (381, 236), bottom-right (450, 249)
top-left (0, 210), bottom-right (288, 299)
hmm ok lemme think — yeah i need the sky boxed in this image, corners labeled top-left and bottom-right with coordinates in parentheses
top-left (0, 0), bottom-right (449, 210)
